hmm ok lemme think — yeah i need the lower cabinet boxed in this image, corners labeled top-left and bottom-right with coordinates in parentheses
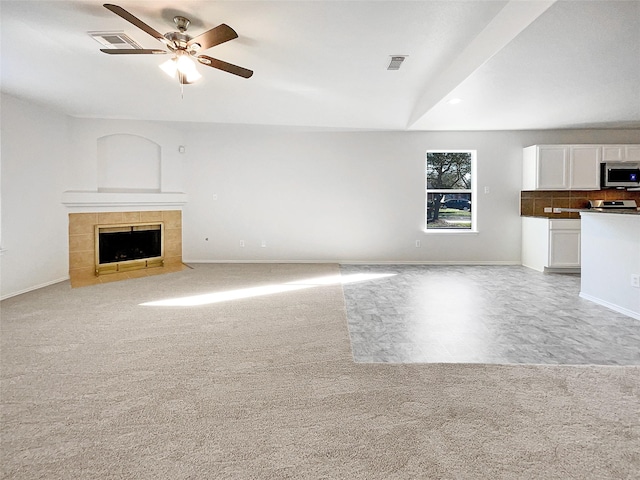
top-left (522, 218), bottom-right (581, 272)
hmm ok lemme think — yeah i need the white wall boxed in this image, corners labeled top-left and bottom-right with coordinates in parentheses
top-left (181, 125), bottom-right (640, 263)
top-left (97, 134), bottom-right (161, 192)
top-left (1, 94), bottom-right (69, 298)
top-left (182, 127), bottom-right (517, 262)
top-left (2, 93), bottom-right (639, 296)
top-left (67, 117), bottom-right (185, 193)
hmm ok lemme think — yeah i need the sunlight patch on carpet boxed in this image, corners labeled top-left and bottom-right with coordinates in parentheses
top-left (139, 272), bottom-right (396, 307)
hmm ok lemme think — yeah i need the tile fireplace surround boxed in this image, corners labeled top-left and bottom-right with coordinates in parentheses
top-left (68, 210), bottom-right (184, 288)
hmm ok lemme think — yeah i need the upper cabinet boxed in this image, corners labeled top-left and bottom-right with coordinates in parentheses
top-left (523, 145), bottom-right (601, 190)
top-left (602, 145), bottom-right (640, 162)
top-left (570, 145), bottom-right (602, 189)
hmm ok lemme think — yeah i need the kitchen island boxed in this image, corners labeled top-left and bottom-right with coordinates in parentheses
top-left (579, 210), bottom-right (640, 320)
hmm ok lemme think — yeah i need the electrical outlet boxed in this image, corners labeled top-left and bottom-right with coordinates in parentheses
top-left (212, 194), bottom-right (218, 201)
top-left (544, 207), bottom-right (552, 213)
top-left (239, 240), bottom-right (245, 247)
top-left (631, 274), bottom-right (640, 288)
top-left (261, 240), bottom-right (267, 248)
top-left (415, 240), bottom-right (421, 248)
top-left (553, 208), bottom-right (562, 213)
top-left (484, 186), bottom-right (490, 194)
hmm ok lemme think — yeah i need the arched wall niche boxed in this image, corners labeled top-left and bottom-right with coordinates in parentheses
top-left (97, 134), bottom-right (161, 192)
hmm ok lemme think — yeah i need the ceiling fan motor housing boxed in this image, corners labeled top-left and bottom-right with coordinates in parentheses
top-left (164, 31), bottom-right (191, 49)
top-left (165, 32), bottom-right (202, 56)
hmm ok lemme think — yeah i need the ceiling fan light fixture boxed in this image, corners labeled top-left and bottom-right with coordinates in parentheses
top-left (176, 54), bottom-right (194, 72)
top-left (184, 68), bottom-right (202, 83)
top-left (176, 54), bottom-right (201, 82)
top-left (160, 58), bottom-right (178, 78)
top-left (160, 54), bottom-right (202, 83)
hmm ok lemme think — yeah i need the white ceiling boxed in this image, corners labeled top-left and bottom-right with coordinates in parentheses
top-left (1, 0), bottom-right (639, 131)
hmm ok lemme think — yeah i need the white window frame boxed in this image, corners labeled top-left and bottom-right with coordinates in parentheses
top-left (425, 150), bottom-right (477, 233)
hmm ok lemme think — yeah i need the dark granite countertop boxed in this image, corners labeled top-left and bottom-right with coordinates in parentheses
top-left (522, 209), bottom-right (640, 218)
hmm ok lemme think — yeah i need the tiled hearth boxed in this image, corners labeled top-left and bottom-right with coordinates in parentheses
top-left (68, 210), bottom-right (185, 288)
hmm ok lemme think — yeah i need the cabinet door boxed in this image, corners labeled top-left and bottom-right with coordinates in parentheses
top-left (625, 145), bottom-right (640, 161)
top-left (602, 145), bottom-right (624, 161)
top-left (537, 146), bottom-right (569, 190)
top-left (602, 144), bottom-right (640, 162)
top-left (569, 146), bottom-right (600, 189)
top-left (549, 230), bottom-right (581, 268)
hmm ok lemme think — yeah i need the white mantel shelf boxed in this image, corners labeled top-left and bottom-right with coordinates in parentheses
top-left (62, 191), bottom-right (187, 209)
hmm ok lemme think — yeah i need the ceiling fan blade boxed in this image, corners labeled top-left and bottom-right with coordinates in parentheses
top-left (187, 24), bottom-right (238, 51)
top-left (103, 4), bottom-right (173, 48)
top-left (198, 55), bottom-right (253, 78)
top-left (100, 48), bottom-right (167, 54)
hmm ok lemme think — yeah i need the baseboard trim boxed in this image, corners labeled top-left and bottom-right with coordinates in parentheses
top-left (184, 259), bottom-right (340, 264)
top-left (1, 277), bottom-right (69, 301)
top-left (579, 292), bottom-right (640, 321)
top-left (544, 267), bottom-right (581, 274)
top-left (340, 260), bottom-right (521, 266)
top-left (183, 259), bottom-right (521, 266)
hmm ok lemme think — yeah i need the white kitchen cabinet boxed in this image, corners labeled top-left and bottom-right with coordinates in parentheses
top-left (626, 146), bottom-right (640, 161)
top-left (522, 218), bottom-right (581, 272)
top-left (523, 145), bottom-right (568, 190)
top-left (569, 145), bottom-right (601, 189)
top-left (523, 145), bottom-right (600, 190)
top-left (602, 145), bottom-right (640, 162)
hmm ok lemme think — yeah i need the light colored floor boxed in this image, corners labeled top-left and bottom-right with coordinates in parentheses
top-left (3, 263), bottom-right (639, 478)
top-left (340, 264), bottom-right (640, 365)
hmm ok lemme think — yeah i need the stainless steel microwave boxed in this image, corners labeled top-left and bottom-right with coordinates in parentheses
top-left (600, 162), bottom-right (640, 188)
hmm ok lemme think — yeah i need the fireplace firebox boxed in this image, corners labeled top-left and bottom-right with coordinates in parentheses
top-left (95, 223), bottom-right (164, 275)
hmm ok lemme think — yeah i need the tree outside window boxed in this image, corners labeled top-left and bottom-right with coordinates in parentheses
top-left (425, 151), bottom-right (475, 230)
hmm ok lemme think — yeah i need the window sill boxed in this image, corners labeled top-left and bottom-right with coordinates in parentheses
top-left (423, 229), bottom-right (479, 235)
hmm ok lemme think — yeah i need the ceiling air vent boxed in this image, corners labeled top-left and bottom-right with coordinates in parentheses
top-left (387, 55), bottom-right (407, 70)
top-left (88, 31), bottom-right (143, 49)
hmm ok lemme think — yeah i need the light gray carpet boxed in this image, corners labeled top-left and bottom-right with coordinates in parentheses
top-left (1, 263), bottom-right (639, 479)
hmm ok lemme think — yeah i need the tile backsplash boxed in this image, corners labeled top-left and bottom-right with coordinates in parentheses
top-left (521, 190), bottom-right (640, 219)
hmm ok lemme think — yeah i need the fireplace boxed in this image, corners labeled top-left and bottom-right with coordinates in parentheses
top-left (68, 210), bottom-right (183, 287)
top-left (95, 222), bottom-right (164, 275)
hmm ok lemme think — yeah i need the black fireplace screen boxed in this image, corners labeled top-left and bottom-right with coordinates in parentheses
top-left (98, 224), bottom-right (162, 265)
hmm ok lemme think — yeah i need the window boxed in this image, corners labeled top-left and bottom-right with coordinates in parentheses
top-left (425, 150), bottom-right (476, 231)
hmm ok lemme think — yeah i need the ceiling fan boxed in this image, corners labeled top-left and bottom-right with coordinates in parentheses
top-left (100, 3), bottom-right (253, 84)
